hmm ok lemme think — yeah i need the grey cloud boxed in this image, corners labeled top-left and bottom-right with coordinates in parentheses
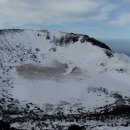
top-left (0, 0), bottom-right (129, 27)
top-left (109, 12), bottom-right (130, 27)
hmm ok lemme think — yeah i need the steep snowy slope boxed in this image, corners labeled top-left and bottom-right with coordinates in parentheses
top-left (0, 29), bottom-right (130, 129)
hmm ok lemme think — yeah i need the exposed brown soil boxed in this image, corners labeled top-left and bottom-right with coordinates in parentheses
top-left (16, 63), bottom-right (68, 79)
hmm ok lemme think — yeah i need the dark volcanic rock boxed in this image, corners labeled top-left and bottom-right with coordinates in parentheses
top-left (52, 32), bottom-right (112, 53)
top-left (0, 120), bottom-right (10, 130)
top-left (68, 124), bottom-right (84, 130)
top-left (0, 29), bottom-right (23, 35)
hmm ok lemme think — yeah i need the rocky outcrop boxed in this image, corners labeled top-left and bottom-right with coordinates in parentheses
top-left (0, 120), bottom-right (10, 130)
top-left (68, 124), bottom-right (85, 130)
top-left (52, 32), bottom-right (112, 51)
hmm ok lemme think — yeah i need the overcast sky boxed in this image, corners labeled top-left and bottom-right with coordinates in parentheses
top-left (0, 0), bottom-right (130, 38)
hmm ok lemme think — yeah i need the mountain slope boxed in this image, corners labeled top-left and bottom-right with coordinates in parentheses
top-left (0, 29), bottom-right (130, 129)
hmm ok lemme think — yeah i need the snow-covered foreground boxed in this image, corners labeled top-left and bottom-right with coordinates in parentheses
top-left (0, 29), bottom-right (130, 129)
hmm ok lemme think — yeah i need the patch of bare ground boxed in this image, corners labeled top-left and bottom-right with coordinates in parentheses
top-left (16, 62), bottom-right (68, 79)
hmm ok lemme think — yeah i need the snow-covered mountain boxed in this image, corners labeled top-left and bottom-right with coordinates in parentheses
top-left (0, 29), bottom-right (130, 129)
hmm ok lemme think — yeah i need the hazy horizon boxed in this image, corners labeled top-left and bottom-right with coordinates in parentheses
top-left (100, 38), bottom-right (130, 57)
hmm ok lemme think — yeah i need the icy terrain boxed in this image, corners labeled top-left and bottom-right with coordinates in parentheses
top-left (0, 29), bottom-right (130, 129)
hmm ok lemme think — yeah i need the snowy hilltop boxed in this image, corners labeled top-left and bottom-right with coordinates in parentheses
top-left (0, 29), bottom-right (130, 130)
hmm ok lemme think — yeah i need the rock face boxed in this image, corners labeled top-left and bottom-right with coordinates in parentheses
top-left (0, 29), bottom-right (130, 129)
top-left (52, 32), bottom-right (111, 51)
top-left (68, 124), bottom-right (84, 130)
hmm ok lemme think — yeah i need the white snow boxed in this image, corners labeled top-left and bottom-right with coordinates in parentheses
top-left (1, 29), bottom-right (130, 113)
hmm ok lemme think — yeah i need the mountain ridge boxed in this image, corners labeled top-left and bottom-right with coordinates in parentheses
top-left (0, 29), bottom-right (112, 50)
